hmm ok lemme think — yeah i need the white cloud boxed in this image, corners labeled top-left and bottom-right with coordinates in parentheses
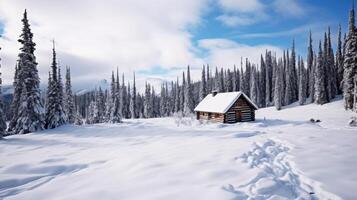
top-left (0, 0), bottom-right (207, 89)
top-left (198, 38), bottom-right (283, 68)
top-left (218, 0), bottom-right (264, 13)
top-left (273, 0), bottom-right (305, 18)
top-left (216, 0), bottom-right (268, 26)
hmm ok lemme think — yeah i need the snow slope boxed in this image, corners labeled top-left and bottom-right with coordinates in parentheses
top-left (0, 98), bottom-right (356, 200)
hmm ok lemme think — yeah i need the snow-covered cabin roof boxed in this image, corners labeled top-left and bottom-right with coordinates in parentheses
top-left (194, 91), bottom-right (258, 113)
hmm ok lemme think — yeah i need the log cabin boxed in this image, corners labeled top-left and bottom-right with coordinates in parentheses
top-left (194, 91), bottom-right (258, 123)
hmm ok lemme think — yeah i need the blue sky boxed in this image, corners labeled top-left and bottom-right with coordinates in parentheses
top-left (0, 0), bottom-right (354, 90)
top-left (191, 0), bottom-right (352, 56)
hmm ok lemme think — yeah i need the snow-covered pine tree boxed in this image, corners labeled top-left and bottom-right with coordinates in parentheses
top-left (45, 42), bottom-right (67, 129)
top-left (274, 58), bottom-right (283, 110)
top-left (120, 73), bottom-right (127, 118)
top-left (104, 71), bottom-right (115, 122)
top-left (343, 2), bottom-right (357, 110)
top-left (0, 47), bottom-right (7, 137)
top-left (219, 68), bottom-right (225, 92)
top-left (336, 24), bottom-right (344, 95)
top-left (250, 66), bottom-right (258, 104)
top-left (290, 41), bottom-right (298, 102)
top-left (64, 66), bottom-right (75, 124)
top-left (180, 72), bottom-right (185, 112)
top-left (199, 65), bottom-right (207, 101)
top-left (315, 41), bottom-right (329, 105)
top-left (130, 72), bottom-right (137, 118)
top-left (307, 31), bottom-right (315, 102)
top-left (8, 63), bottom-right (21, 131)
top-left (74, 106), bottom-right (83, 125)
top-left (110, 70), bottom-right (121, 123)
top-left (214, 67), bottom-right (219, 91)
top-left (244, 59), bottom-right (251, 97)
top-left (259, 55), bottom-right (266, 107)
top-left (174, 78), bottom-right (180, 113)
top-left (298, 57), bottom-right (307, 105)
top-left (327, 27), bottom-right (337, 100)
top-left (323, 32), bottom-right (331, 102)
top-left (9, 10), bottom-right (45, 134)
top-left (184, 66), bottom-right (193, 115)
top-left (225, 69), bottom-right (233, 92)
top-left (265, 51), bottom-right (273, 105)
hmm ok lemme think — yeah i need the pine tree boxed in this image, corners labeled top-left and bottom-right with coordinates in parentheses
top-left (199, 65), bottom-right (207, 100)
top-left (250, 66), bottom-right (258, 104)
top-left (225, 69), bottom-right (233, 92)
top-left (64, 66), bottom-right (75, 123)
top-left (0, 47), bottom-right (7, 137)
top-left (343, 2), bottom-right (357, 110)
top-left (336, 24), bottom-right (344, 94)
top-left (315, 41), bottom-right (328, 105)
top-left (298, 57), bottom-right (307, 105)
top-left (307, 31), bottom-right (315, 102)
top-left (45, 42), bottom-right (67, 129)
top-left (274, 59), bottom-right (283, 110)
top-left (9, 10), bottom-right (45, 134)
top-left (265, 51), bottom-right (273, 105)
top-left (74, 106), bottom-right (83, 125)
top-left (184, 66), bottom-right (193, 115)
top-left (259, 55), bottom-right (266, 107)
top-left (130, 72), bottom-right (137, 118)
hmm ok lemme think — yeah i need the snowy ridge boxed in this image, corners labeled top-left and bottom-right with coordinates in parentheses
top-left (224, 139), bottom-right (342, 200)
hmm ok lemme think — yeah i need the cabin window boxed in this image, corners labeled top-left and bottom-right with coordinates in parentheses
top-left (215, 113), bottom-right (219, 118)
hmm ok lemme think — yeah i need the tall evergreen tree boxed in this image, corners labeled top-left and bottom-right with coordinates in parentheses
top-left (265, 51), bottom-right (273, 105)
top-left (343, 2), bottom-right (357, 110)
top-left (336, 24), bottom-right (344, 94)
top-left (259, 55), bottom-right (266, 107)
top-left (184, 66), bottom-right (193, 115)
top-left (45, 42), bottom-right (67, 129)
top-left (130, 72), bottom-right (137, 118)
top-left (298, 57), bottom-right (307, 105)
top-left (9, 10), bottom-right (45, 134)
top-left (274, 59), bottom-right (283, 110)
top-left (307, 31), bottom-right (315, 102)
top-left (199, 65), bottom-right (207, 101)
top-left (64, 66), bottom-right (75, 124)
top-left (0, 47), bottom-right (7, 137)
top-left (315, 41), bottom-right (329, 104)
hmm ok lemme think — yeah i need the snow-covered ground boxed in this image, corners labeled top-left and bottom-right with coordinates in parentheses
top-left (1, 98), bottom-right (356, 200)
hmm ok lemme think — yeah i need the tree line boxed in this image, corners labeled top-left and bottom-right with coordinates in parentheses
top-left (1, 6), bottom-right (357, 137)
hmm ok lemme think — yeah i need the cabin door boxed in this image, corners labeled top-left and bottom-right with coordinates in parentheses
top-left (236, 111), bottom-right (241, 122)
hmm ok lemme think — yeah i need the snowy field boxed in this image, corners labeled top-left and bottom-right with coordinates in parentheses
top-left (1, 98), bottom-right (356, 200)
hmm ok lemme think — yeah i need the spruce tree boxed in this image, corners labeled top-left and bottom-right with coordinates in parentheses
top-left (130, 72), bottom-right (137, 118)
top-left (259, 55), bottom-right (266, 107)
top-left (274, 59), bottom-right (283, 110)
top-left (265, 51), bottom-right (273, 105)
top-left (174, 78), bottom-right (181, 113)
top-left (0, 47), bottom-right (7, 137)
top-left (315, 41), bottom-right (328, 105)
top-left (336, 24), bottom-right (344, 94)
top-left (45, 42), bottom-right (67, 129)
top-left (199, 65), bottom-right (207, 100)
top-left (343, 3), bottom-right (357, 110)
top-left (64, 66), bottom-right (75, 124)
top-left (10, 10), bottom-right (45, 134)
top-left (298, 57), bottom-right (307, 105)
top-left (307, 31), bottom-right (315, 102)
top-left (184, 66), bottom-right (193, 115)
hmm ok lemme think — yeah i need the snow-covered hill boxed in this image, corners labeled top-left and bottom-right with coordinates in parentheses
top-left (0, 99), bottom-right (356, 199)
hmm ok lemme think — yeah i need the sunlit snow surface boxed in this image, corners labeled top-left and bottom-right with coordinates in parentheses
top-left (1, 98), bottom-right (356, 199)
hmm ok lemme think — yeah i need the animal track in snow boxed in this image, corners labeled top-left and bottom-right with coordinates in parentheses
top-left (224, 139), bottom-right (339, 200)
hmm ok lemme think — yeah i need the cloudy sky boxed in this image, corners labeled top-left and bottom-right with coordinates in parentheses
top-left (0, 0), bottom-right (353, 91)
